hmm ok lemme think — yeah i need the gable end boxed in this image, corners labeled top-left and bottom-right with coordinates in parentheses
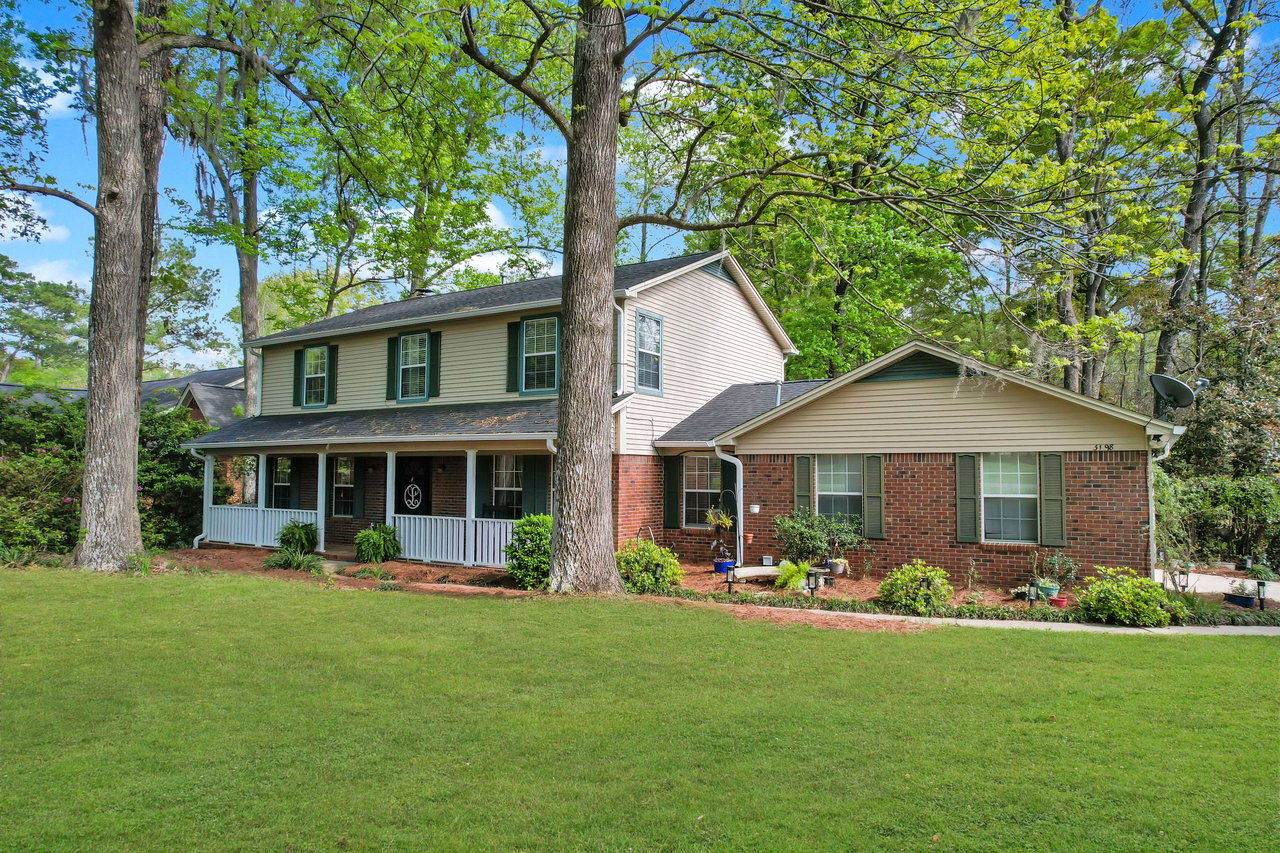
top-left (858, 351), bottom-right (962, 383)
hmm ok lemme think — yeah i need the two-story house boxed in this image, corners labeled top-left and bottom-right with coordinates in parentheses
top-left (185, 250), bottom-right (1183, 584)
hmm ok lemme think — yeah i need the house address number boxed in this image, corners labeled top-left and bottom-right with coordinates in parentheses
top-left (1093, 443), bottom-right (1115, 451)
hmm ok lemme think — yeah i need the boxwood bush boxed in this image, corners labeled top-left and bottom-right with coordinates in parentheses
top-left (505, 514), bottom-right (552, 590)
top-left (615, 539), bottom-right (683, 594)
top-left (1076, 566), bottom-right (1187, 627)
top-left (877, 559), bottom-right (954, 615)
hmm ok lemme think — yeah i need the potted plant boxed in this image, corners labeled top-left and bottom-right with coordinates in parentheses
top-left (1036, 551), bottom-right (1078, 604)
top-left (1224, 580), bottom-right (1258, 609)
top-left (706, 508), bottom-right (735, 573)
top-left (1033, 574), bottom-right (1061, 601)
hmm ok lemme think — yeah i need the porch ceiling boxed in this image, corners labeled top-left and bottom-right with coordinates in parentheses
top-left (183, 398), bottom-right (557, 450)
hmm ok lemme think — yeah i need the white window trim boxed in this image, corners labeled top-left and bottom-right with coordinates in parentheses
top-left (332, 456), bottom-right (355, 518)
top-left (635, 310), bottom-right (663, 394)
top-left (303, 345), bottom-right (328, 407)
top-left (398, 332), bottom-right (429, 401)
top-left (816, 453), bottom-right (863, 516)
top-left (492, 454), bottom-right (524, 512)
top-left (979, 452), bottom-right (1039, 545)
top-left (521, 316), bottom-right (559, 393)
top-left (682, 455), bottom-right (721, 529)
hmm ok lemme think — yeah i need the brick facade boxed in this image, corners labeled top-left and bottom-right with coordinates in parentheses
top-left (612, 454), bottom-right (664, 547)
top-left (325, 455), bottom-right (387, 546)
top-left (735, 451), bottom-right (1150, 587)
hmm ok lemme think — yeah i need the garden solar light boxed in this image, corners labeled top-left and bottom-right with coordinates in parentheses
top-left (1028, 584), bottom-right (1038, 607)
top-left (1177, 567), bottom-right (1190, 591)
top-left (1258, 580), bottom-right (1267, 611)
top-left (806, 569), bottom-right (818, 597)
top-left (726, 567), bottom-right (735, 593)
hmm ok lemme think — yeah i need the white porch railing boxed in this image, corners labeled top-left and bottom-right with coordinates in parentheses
top-left (207, 505), bottom-right (317, 547)
top-left (392, 515), bottom-right (516, 568)
top-left (208, 505), bottom-right (260, 546)
top-left (473, 518), bottom-right (516, 568)
top-left (260, 508), bottom-right (318, 547)
top-left (395, 515), bottom-right (467, 564)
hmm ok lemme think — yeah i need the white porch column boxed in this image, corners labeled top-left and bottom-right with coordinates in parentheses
top-left (385, 450), bottom-right (397, 527)
top-left (256, 452), bottom-right (268, 547)
top-left (316, 452), bottom-right (327, 553)
top-left (196, 453), bottom-right (213, 548)
top-left (464, 449), bottom-right (477, 566)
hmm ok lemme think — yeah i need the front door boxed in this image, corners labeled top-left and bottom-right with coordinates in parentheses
top-left (394, 456), bottom-right (433, 516)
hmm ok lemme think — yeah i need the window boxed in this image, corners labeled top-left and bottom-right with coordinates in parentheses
top-left (636, 311), bottom-right (663, 393)
top-left (682, 455), bottom-right (721, 527)
top-left (303, 346), bottom-right (328, 407)
top-left (492, 454), bottom-right (523, 518)
top-left (817, 454), bottom-right (862, 517)
top-left (271, 457), bottom-right (293, 509)
top-left (332, 456), bottom-right (355, 517)
top-left (399, 332), bottom-right (429, 400)
top-left (982, 452), bottom-right (1038, 542)
top-left (522, 316), bottom-right (558, 392)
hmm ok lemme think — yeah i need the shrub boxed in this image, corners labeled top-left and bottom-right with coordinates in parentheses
top-left (278, 520), bottom-right (318, 553)
top-left (354, 524), bottom-right (400, 564)
top-left (1076, 566), bottom-right (1186, 628)
top-left (877, 559), bottom-right (954, 615)
top-left (0, 545), bottom-right (35, 568)
top-left (1166, 590), bottom-right (1223, 625)
top-left (775, 560), bottom-right (809, 591)
top-left (773, 509), bottom-right (863, 564)
top-left (0, 449), bottom-right (83, 553)
top-left (615, 539), bottom-right (683, 594)
top-left (1039, 550), bottom-right (1079, 587)
top-left (264, 548), bottom-right (326, 574)
top-left (353, 564), bottom-right (393, 581)
top-left (505, 514), bottom-right (552, 590)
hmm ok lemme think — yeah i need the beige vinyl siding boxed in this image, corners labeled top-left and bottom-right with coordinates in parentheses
top-left (260, 311), bottom-right (527, 415)
top-left (732, 376), bottom-right (1148, 453)
top-left (620, 267), bottom-right (786, 454)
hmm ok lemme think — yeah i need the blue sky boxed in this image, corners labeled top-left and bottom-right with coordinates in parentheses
top-left (3, 1), bottom-right (1277, 371)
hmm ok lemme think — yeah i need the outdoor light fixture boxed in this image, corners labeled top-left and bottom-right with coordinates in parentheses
top-left (1177, 566), bottom-right (1190, 592)
top-left (1258, 580), bottom-right (1267, 611)
top-left (726, 566), bottom-right (736, 594)
top-left (1027, 584), bottom-right (1038, 607)
top-left (806, 569), bottom-right (818, 598)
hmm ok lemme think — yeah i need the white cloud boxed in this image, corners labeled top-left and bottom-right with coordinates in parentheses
top-left (0, 196), bottom-right (73, 244)
top-left (484, 202), bottom-right (510, 230)
top-left (24, 258), bottom-right (90, 288)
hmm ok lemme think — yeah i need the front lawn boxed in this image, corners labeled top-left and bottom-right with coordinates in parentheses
top-left (2, 568), bottom-right (1276, 851)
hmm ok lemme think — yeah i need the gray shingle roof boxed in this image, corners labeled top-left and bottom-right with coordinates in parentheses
top-left (142, 366), bottom-right (243, 405)
top-left (186, 383), bottom-right (245, 427)
top-left (659, 379), bottom-right (829, 443)
top-left (185, 399), bottom-right (558, 448)
top-left (248, 251), bottom-right (722, 347)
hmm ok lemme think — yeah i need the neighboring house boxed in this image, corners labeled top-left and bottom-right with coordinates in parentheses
top-left (182, 250), bottom-right (1182, 583)
top-left (0, 366), bottom-right (244, 423)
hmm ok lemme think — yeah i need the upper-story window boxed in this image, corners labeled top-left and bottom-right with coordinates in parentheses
top-left (982, 452), bottom-right (1038, 543)
top-left (303, 346), bottom-right (328, 407)
top-left (399, 332), bottom-right (429, 401)
top-left (636, 311), bottom-right (663, 393)
top-left (522, 316), bottom-right (559, 393)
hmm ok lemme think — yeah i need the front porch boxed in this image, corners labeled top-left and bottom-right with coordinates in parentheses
top-left (197, 449), bottom-right (552, 568)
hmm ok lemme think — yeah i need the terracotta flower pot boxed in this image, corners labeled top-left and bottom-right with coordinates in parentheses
top-left (1049, 595), bottom-right (1071, 609)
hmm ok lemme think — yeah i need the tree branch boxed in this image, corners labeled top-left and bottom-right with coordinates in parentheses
top-left (2, 183), bottom-right (98, 218)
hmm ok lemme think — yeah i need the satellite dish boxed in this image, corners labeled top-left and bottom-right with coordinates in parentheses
top-left (1150, 374), bottom-right (1200, 419)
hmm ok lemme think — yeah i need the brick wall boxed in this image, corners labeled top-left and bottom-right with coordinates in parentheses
top-left (431, 456), bottom-right (467, 517)
top-left (613, 454), bottom-right (664, 548)
top-left (735, 451), bottom-right (1150, 587)
top-left (325, 455), bottom-right (387, 546)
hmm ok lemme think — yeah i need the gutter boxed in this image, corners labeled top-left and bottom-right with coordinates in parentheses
top-left (713, 444), bottom-right (744, 567)
top-left (188, 447), bottom-right (208, 549)
top-left (181, 431), bottom-right (557, 451)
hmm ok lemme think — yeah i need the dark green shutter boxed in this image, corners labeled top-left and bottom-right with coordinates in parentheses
top-left (428, 331), bottom-right (442, 398)
top-left (521, 455), bottom-right (550, 516)
top-left (794, 455), bottom-right (813, 512)
top-left (326, 344), bottom-right (338, 404)
top-left (506, 322), bottom-right (521, 392)
top-left (956, 453), bottom-right (979, 542)
top-left (475, 455), bottom-right (494, 517)
top-left (720, 458), bottom-right (737, 517)
top-left (662, 456), bottom-right (682, 528)
top-left (324, 457), bottom-right (334, 518)
top-left (863, 454), bottom-right (885, 539)
top-left (1039, 452), bottom-right (1067, 546)
top-left (292, 349), bottom-right (304, 407)
top-left (352, 459), bottom-right (365, 519)
top-left (386, 337), bottom-right (399, 400)
top-left (265, 457), bottom-right (277, 508)
top-left (288, 459), bottom-right (301, 509)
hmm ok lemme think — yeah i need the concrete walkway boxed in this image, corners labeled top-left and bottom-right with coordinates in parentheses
top-left (793, 607), bottom-right (1280, 635)
top-left (1155, 568), bottom-right (1280, 602)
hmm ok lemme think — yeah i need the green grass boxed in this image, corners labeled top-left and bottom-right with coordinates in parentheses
top-left (2, 569), bottom-right (1277, 851)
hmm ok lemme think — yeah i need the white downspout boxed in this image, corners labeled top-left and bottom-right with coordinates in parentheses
top-left (190, 448), bottom-right (211, 549)
top-left (613, 300), bottom-right (625, 396)
top-left (714, 444), bottom-right (744, 567)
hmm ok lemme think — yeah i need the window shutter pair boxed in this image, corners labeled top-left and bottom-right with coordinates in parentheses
top-left (662, 456), bottom-right (682, 529)
top-left (522, 455), bottom-right (551, 516)
top-left (291, 345), bottom-right (338, 406)
top-left (954, 452), bottom-right (1066, 546)
top-left (385, 331), bottom-right (442, 401)
top-left (793, 454), bottom-right (885, 539)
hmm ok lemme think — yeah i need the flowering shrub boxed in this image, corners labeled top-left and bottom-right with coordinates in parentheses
top-left (1076, 566), bottom-right (1187, 627)
top-left (0, 448), bottom-right (82, 552)
top-left (615, 539), bottom-right (683, 594)
top-left (877, 559), bottom-right (954, 615)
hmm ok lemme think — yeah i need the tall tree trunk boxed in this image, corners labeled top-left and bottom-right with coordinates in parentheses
top-left (135, 0), bottom-right (169, 406)
top-left (78, 0), bottom-right (144, 571)
top-left (548, 0), bottom-right (625, 593)
top-left (238, 61), bottom-right (261, 416)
